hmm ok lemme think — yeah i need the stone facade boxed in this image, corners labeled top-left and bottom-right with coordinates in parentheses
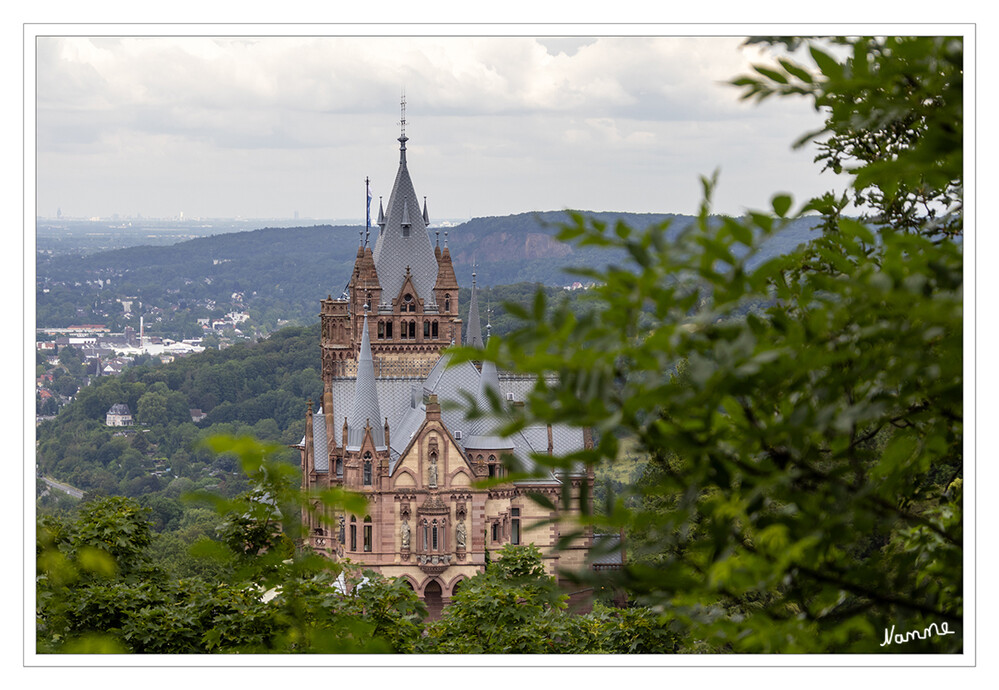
top-left (297, 107), bottom-right (594, 615)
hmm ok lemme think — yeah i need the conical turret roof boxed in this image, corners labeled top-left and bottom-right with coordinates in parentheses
top-left (346, 313), bottom-right (385, 450)
top-left (371, 114), bottom-right (438, 308)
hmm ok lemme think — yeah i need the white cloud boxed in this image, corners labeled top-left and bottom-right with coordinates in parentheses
top-left (34, 34), bottom-right (834, 219)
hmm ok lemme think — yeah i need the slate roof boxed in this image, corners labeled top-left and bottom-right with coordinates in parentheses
top-left (465, 276), bottom-right (483, 347)
top-left (345, 315), bottom-right (386, 450)
top-left (107, 403), bottom-right (131, 416)
top-left (371, 133), bottom-right (439, 308)
top-left (590, 534), bottom-right (625, 566)
top-left (311, 410), bottom-right (329, 472)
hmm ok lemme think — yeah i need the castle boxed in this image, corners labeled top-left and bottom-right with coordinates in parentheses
top-left (297, 107), bottom-right (594, 616)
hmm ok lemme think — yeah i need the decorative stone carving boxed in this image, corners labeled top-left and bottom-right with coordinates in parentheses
top-left (428, 455), bottom-right (438, 489)
top-left (456, 520), bottom-right (466, 549)
top-left (400, 518), bottom-right (410, 549)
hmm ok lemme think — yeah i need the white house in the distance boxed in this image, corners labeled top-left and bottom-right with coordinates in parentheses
top-left (106, 403), bottom-right (133, 427)
top-left (112, 338), bottom-right (205, 358)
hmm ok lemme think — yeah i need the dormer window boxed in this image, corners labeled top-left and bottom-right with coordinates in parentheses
top-left (403, 293), bottom-right (416, 313)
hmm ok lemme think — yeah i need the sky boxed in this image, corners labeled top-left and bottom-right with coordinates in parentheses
top-left (33, 33), bottom-right (840, 222)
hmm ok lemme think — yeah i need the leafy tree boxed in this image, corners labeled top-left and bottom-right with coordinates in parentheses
top-left (37, 437), bottom-right (422, 654)
top-left (735, 36), bottom-right (962, 237)
top-left (421, 544), bottom-right (568, 653)
top-left (454, 36), bottom-right (963, 653)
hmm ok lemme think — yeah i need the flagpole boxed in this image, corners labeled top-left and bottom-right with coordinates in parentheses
top-left (365, 176), bottom-right (371, 247)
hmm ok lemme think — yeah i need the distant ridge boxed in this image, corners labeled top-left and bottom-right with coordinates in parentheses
top-left (37, 212), bottom-right (822, 329)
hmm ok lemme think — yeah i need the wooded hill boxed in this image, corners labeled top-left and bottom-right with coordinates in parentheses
top-left (36, 211), bottom-right (822, 333)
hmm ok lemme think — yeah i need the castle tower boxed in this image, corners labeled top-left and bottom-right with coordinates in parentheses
top-left (320, 97), bottom-right (461, 382)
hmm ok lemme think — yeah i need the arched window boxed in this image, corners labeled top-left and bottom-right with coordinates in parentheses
top-left (444, 294), bottom-right (450, 312)
top-left (432, 321), bottom-right (438, 338)
top-left (404, 294), bottom-right (414, 313)
top-left (350, 516), bottom-right (357, 551)
top-left (422, 519), bottom-right (429, 551)
top-left (386, 321), bottom-right (393, 338)
top-left (378, 321), bottom-right (385, 339)
top-left (409, 321), bottom-right (416, 338)
top-left (363, 453), bottom-right (372, 485)
top-left (335, 456), bottom-right (343, 477)
top-left (363, 516), bottom-right (372, 552)
top-left (431, 519), bottom-right (439, 552)
top-left (424, 320), bottom-right (430, 337)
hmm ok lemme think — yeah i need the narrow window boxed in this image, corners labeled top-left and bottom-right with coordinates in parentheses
top-left (432, 321), bottom-right (438, 338)
top-left (378, 321), bottom-right (385, 339)
top-left (350, 517), bottom-right (357, 551)
top-left (363, 516), bottom-right (372, 552)
top-left (511, 508), bottom-right (520, 545)
top-left (335, 457), bottom-right (343, 477)
top-left (386, 322), bottom-right (393, 338)
top-left (444, 294), bottom-right (450, 312)
top-left (363, 455), bottom-right (372, 485)
top-left (409, 321), bottom-right (416, 338)
top-left (432, 519), bottom-right (439, 551)
top-left (423, 520), bottom-right (429, 551)
top-left (491, 523), bottom-right (499, 542)
top-left (424, 320), bottom-right (430, 337)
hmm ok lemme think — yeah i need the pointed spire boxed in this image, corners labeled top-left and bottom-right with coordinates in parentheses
top-left (434, 230), bottom-right (441, 261)
top-left (323, 377), bottom-right (336, 453)
top-left (422, 196), bottom-right (430, 225)
top-left (372, 99), bottom-right (438, 308)
top-left (465, 271), bottom-right (483, 348)
top-left (347, 311), bottom-right (385, 449)
top-left (377, 197), bottom-right (385, 228)
top-left (304, 400), bottom-right (315, 474)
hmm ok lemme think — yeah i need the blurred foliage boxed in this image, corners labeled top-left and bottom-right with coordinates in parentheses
top-left (450, 36), bottom-right (963, 653)
top-left (735, 36), bottom-right (962, 236)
